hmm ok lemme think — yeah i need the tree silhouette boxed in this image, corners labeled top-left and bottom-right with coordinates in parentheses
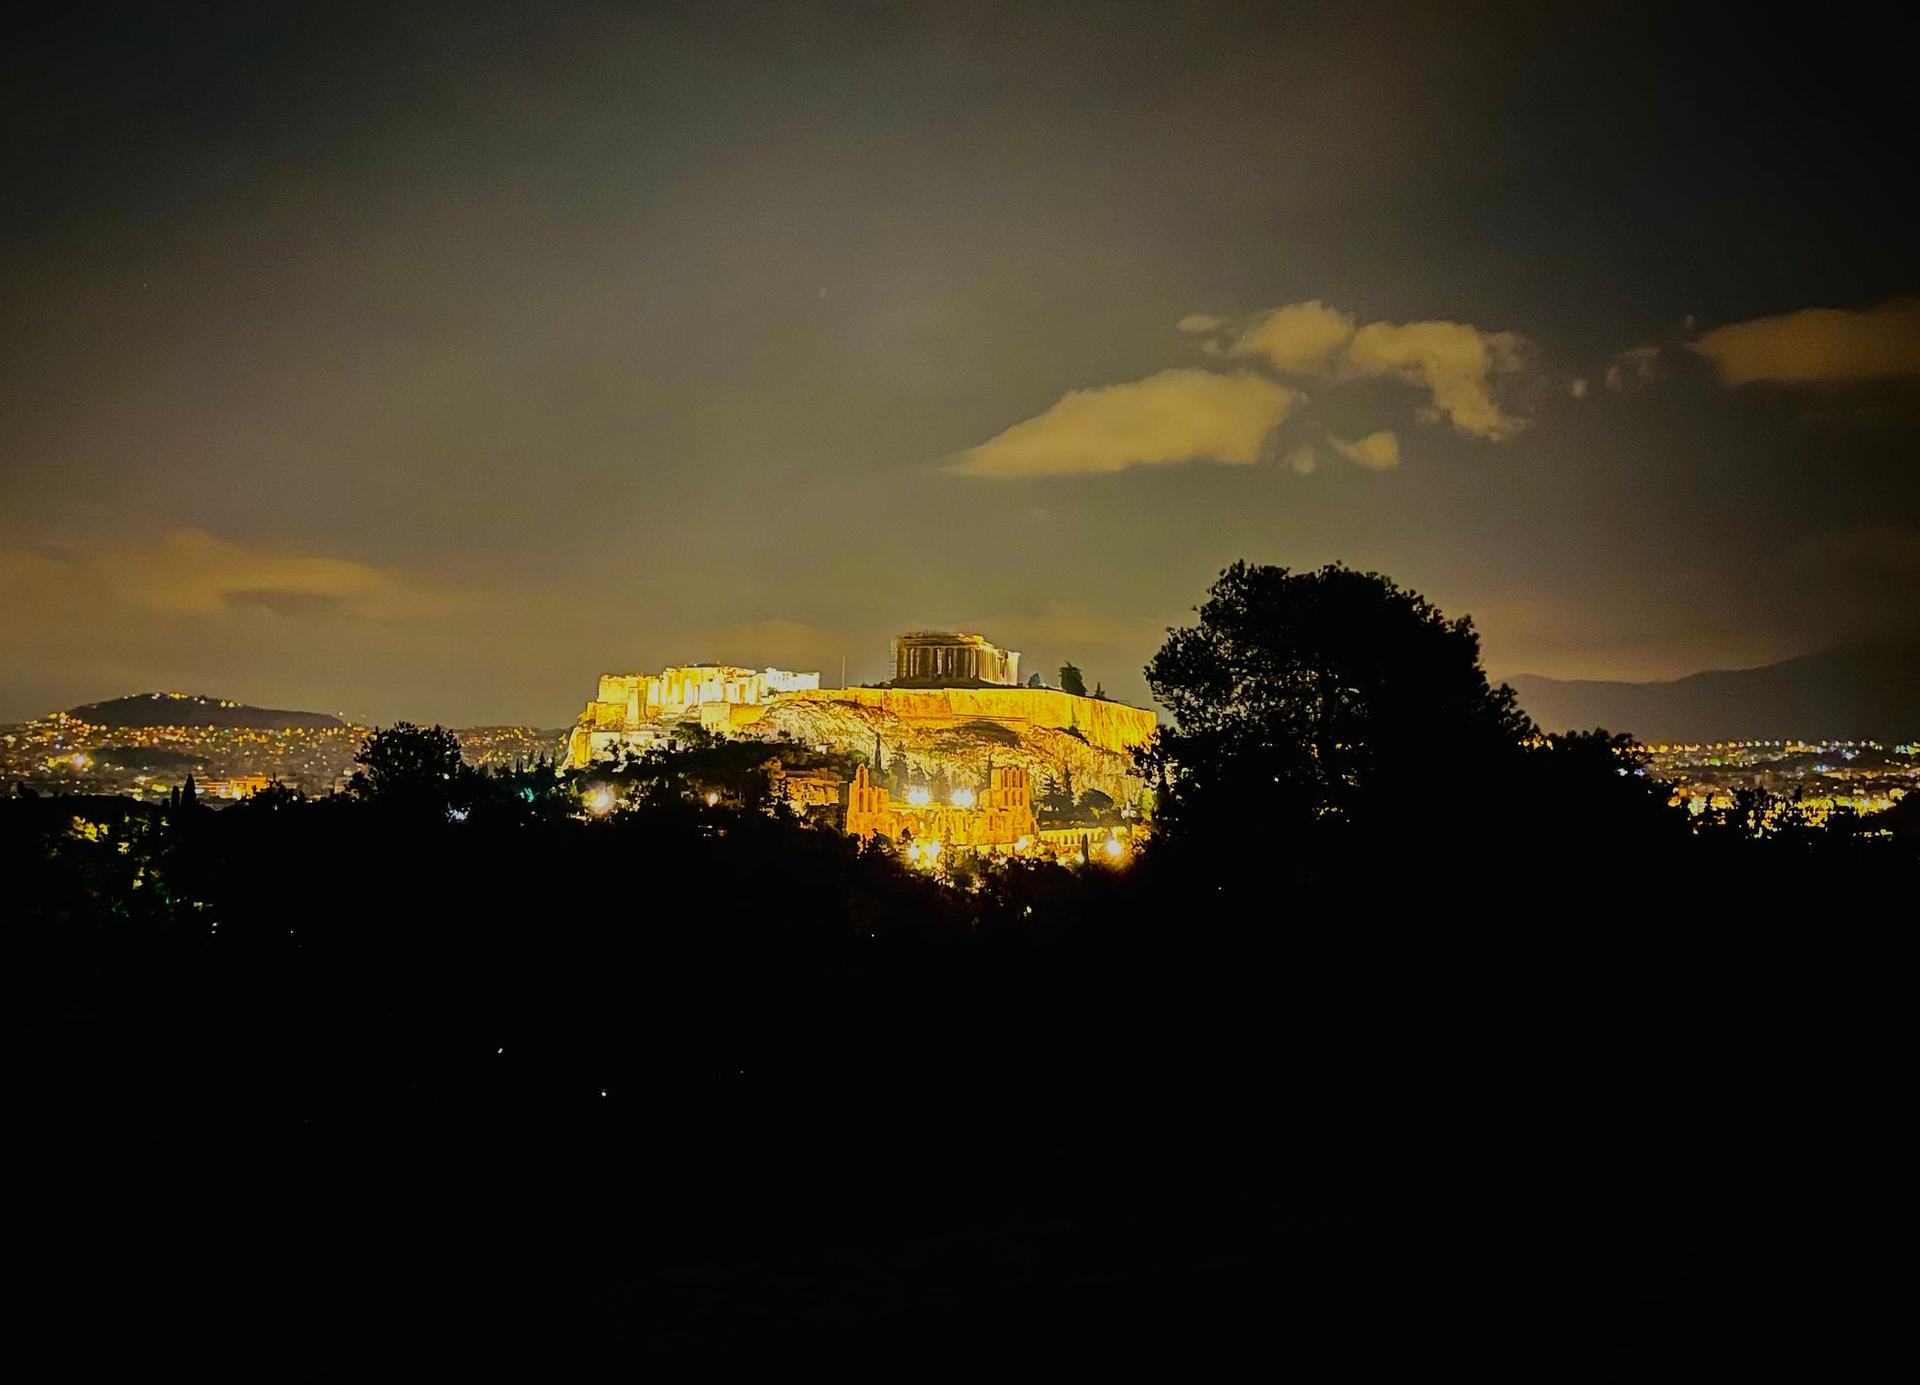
top-left (1037, 766), bottom-right (1077, 821)
top-left (347, 723), bottom-right (471, 814)
top-left (1058, 663), bottom-right (1087, 696)
top-left (1143, 561), bottom-right (1534, 839)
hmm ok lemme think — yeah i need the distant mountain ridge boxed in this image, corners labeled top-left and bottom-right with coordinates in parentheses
top-left (65, 693), bottom-right (346, 730)
top-left (1507, 640), bottom-right (1920, 743)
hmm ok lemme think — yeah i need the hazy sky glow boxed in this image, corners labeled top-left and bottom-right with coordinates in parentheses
top-left (4, 2), bottom-right (1916, 723)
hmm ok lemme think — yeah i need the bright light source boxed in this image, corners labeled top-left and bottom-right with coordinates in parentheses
top-left (1102, 836), bottom-right (1124, 860)
top-left (705, 791), bottom-right (719, 807)
top-left (587, 787), bottom-right (615, 815)
top-left (1015, 836), bottom-right (1032, 851)
top-left (950, 787), bottom-right (976, 808)
top-left (906, 786), bottom-right (931, 806)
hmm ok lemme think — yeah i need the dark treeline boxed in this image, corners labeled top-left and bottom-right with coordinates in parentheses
top-left (13, 564), bottom-right (1912, 1376)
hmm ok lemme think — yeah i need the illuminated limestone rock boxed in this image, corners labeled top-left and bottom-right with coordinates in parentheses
top-left (719, 689), bottom-right (1152, 804)
top-left (741, 631), bottom-right (1155, 788)
top-left (728, 686), bottom-right (1155, 759)
top-left (560, 633), bottom-right (1158, 805)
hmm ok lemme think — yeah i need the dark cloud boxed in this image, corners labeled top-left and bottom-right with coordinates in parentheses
top-left (1800, 526), bottom-right (1920, 576)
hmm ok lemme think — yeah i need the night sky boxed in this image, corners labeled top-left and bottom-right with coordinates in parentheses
top-left (4, 2), bottom-right (1916, 723)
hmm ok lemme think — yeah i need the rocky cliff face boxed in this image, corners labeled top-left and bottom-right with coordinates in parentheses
top-left (564, 682), bottom-right (1160, 795)
top-left (764, 686), bottom-right (1156, 754)
top-left (738, 694), bottom-right (1149, 803)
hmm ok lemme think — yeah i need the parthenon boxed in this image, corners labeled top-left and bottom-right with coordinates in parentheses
top-left (892, 631), bottom-right (1020, 686)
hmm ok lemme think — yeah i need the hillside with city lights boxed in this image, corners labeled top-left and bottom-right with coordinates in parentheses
top-left (15, 562), bottom-right (1917, 1375)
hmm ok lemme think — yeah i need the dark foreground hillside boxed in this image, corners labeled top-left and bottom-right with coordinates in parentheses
top-left (10, 787), bottom-right (1910, 1377)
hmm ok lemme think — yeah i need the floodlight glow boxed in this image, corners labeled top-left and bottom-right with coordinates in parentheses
top-left (906, 786), bottom-right (931, 806)
top-left (951, 787), bottom-right (976, 807)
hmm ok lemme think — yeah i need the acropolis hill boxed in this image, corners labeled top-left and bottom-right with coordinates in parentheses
top-left (564, 631), bottom-right (1158, 803)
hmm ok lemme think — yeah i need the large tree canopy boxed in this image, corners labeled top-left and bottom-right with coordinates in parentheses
top-left (1143, 562), bottom-right (1535, 838)
top-left (347, 722), bottom-right (471, 815)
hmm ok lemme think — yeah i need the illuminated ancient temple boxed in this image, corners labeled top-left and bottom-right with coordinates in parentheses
top-left (892, 631), bottom-right (1021, 686)
top-left (565, 663), bottom-right (819, 767)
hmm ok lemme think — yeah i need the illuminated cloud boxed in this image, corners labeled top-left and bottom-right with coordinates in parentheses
top-left (1690, 299), bottom-right (1920, 385)
top-left (1348, 320), bottom-right (1528, 439)
top-left (1328, 429), bottom-right (1402, 470)
top-left (1211, 299), bottom-right (1357, 374)
top-left (950, 369), bottom-right (1299, 477)
top-left (962, 301), bottom-right (1532, 480)
top-left (1188, 300), bottom-right (1534, 441)
top-left (1282, 432), bottom-right (1400, 476)
top-left (95, 528), bottom-right (451, 620)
